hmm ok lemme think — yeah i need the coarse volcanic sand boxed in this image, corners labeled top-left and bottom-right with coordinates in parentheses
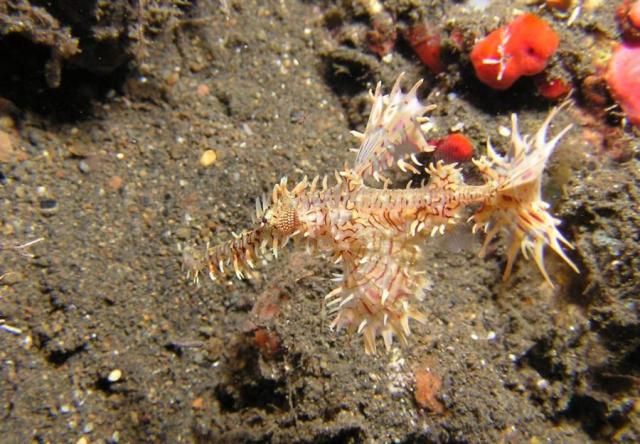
top-left (0, 0), bottom-right (638, 442)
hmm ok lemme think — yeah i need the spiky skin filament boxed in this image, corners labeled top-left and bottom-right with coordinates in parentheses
top-left (186, 74), bottom-right (578, 354)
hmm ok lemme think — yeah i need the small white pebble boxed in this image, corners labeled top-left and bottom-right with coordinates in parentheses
top-left (508, 353), bottom-right (517, 361)
top-left (420, 121), bottom-right (435, 133)
top-left (450, 122), bottom-right (465, 132)
top-left (241, 123), bottom-right (253, 136)
top-left (0, 324), bottom-right (22, 335)
top-left (498, 125), bottom-right (511, 137)
top-left (107, 369), bottom-right (122, 383)
top-left (21, 335), bottom-right (33, 350)
top-left (471, 333), bottom-right (479, 340)
top-left (487, 331), bottom-right (497, 340)
top-left (536, 378), bottom-right (549, 390)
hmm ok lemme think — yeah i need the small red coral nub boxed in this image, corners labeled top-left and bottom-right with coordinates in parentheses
top-left (630, 1), bottom-right (640, 27)
top-left (534, 74), bottom-right (571, 100)
top-left (367, 13), bottom-right (397, 57)
top-left (606, 43), bottom-right (640, 127)
top-left (414, 369), bottom-right (445, 413)
top-left (253, 328), bottom-right (280, 358)
top-left (616, 0), bottom-right (640, 42)
top-left (470, 14), bottom-right (560, 90)
top-left (403, 23), bottom-right (444, 73)
top-left (430, 133), bottom-right (474, 163)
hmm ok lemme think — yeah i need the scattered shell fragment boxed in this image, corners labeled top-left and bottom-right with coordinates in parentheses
top-left (196, 84), bottom-right (210, 97)
top-left (199, 150), bottom-right (218, 167)
top-left (0, 130), bottom-right (14, 163)
top-left (546, 0), bottom-right (573, 11)
top-left (450, 122), bottom-right (465, 132)
top-left (192, 397), bottom-right (204, 409)
top-left (39, 199), bottom-right (58, 216)
top-left (68, 144), bottom-right (91, 158)
top-left (108, 175), bottom-right (123, 190)
top-left (107, 369), bottom-right (122, 382)
top-left (166, 71), bottom-right (180, 87)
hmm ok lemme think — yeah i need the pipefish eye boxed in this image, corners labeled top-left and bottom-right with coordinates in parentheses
top-left (261, 216), bottom-right (268, 224)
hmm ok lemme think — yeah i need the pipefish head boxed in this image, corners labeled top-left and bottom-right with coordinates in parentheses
top-left (259, 178), bottom-right (301, 237)
top-left (262, 195), bottom-right (300, 236)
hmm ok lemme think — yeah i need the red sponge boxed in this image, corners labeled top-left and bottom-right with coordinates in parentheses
top-left (606, 43), bottom-right (640, 127)
top-left (470, 14), bottom-right (559, 90)
top-left (430, 134), bottom-right (474, 164)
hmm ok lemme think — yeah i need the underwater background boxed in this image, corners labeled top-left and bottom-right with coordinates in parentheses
top-left (1, 1), bottom-right (638, 442)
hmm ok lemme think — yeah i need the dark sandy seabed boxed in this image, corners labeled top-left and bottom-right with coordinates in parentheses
top-left (0, 1), bottom-right (638, 443)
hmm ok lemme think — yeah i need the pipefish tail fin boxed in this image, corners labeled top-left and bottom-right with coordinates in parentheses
top-left (471, 103), bottom-right (579, 285)
top-left (183, 178), bottom-right (306, 283)
top-left (182, 227), bottom-right (268, 283)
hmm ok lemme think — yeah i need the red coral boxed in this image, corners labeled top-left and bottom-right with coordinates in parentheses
top-left (470, 14), bottom-right (560, 90)
top-left (252, 289), bottom-right (283, 321)
top-left (534, 74), bottom-right (571, 100)
top-left (430, 133), bottom-right (474, 163)
top-left (414, 369), bottom-right (445, 413)
top-left (582, 74), bottom-right (609, 108)
top-left (450, 29), bottom-right (465, 51)
top-left (403, 23), bottom-right (444, 73)
top-left (470, 27), bottom-right (520, 89)
top-left (616, 0), bottom-right (640, 42)
top-left (606, 42), bottom-right (640, 127)
top-left (367, 13), bottom-right (397, 57)
top-left (632, 1), bottom-right (640, 26)
top-left (546, 0), bottom-right (573, 11)
top-left (253, 328), bottom-right (280, 359)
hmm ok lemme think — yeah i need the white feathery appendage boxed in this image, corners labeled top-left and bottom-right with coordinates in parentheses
top-left (325, 242), bottom-right (431, 354)
top-left (354, 72), bottom-right (436, 179)
top-left (472, 102), bottom-right (578, 285)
